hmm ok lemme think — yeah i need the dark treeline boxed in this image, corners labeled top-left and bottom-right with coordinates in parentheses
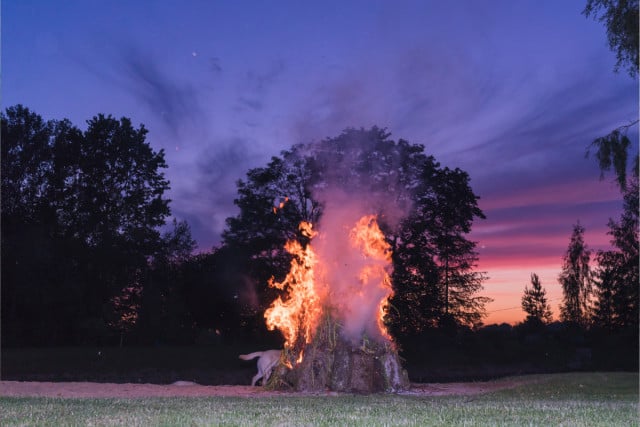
top-left (2, 105), bottom-right (637, 377)
top-left (1, 105), bottom-right (263, 348)
top-left (403, 320), bottom-right (638, 381)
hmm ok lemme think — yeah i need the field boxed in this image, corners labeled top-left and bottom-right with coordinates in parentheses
top-left (1, 372), bottom-right (637, 426)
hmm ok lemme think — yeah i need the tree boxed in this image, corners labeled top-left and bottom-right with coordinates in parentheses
top-left (222, 148), bottom-right (322, 323)
top-left (1, 105), bottom-right (55, 220)
top-left (583, 0), bottom-right (639, 191)
top-left (584, 0), bottom-right (639, 77)
top-left (78, 114), bottom-right (170, 251)
top-left (559, 222), bottom-right (593, 326)
top-left (429, 167), bottom-right (489, 328)
top-left (521, 273), bottom-right (553, 324)
top-left (1, 105), bottom-right (85, 344)
top-left (223, 127), bottom-right (488, 334)
top-left (592, 174), bottom-right (639, 329)
top-left (106, 283), bottom-right (142, 347)
top-left (1, 105), bottom-right (173, 345)
top-left (127, 219), bottom-right (197, 345)
top-left (182, 247), bottom-right (254, 343)
top-left (157, 218), bottom-right (198, 264)
top-left (391, 164), bottom-right (489, 331)
top-left (74, 114), bottom-right (171, 323)
top-left (586, 125), bottom-right (638, 191)
top-left (592, 250), bottom-right (623, 328)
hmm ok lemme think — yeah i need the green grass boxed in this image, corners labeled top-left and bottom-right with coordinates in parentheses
top-left (1, 372), bottom-right (637, 426)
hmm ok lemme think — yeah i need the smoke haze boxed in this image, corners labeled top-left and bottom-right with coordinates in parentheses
top-left (311, 189), bottom-right (396, 342)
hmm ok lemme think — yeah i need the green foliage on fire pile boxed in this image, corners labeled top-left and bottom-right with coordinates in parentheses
top-left (266, 310), bottom-right (410, 393)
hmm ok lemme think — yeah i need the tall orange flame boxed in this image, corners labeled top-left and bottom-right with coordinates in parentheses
top-left (264, 222), bottom-right (321, 349)
top-left (264, 214), bottom-right (395, 361)
top-left (348, 215), bottom-right (394, 340)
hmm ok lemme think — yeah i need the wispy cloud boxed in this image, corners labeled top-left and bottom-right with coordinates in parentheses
top-left (72, 39), bottom-right (206, 139)
top-left (235, 59), bottom-right (286, 113)
top-left (171, 136), bottom-right (263, 249)
top-left (117, 46), bottom-right (205, 137)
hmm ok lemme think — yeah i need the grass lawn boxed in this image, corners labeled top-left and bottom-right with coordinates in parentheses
top-left (1, 372), bottom-right (637, 426)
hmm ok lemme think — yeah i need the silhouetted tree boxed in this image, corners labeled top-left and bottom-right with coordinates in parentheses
top-left (223, 127), bottom-right (487, 335)
top-left (584, 0), bottom-right (639, 77)
top-left (592, 250), bottom-right (622, 328)
top-left (106, 284), bottom-right (142, 347)
top-left (521, 273), bottom-right (553, 325)
top-left (1, 105), bottom-right (85, 344)
top-left (223, 150), bottom-right (321, 292)
top-left (158, 219), bottom-right (198, 264)
top-left (430, 168), bottom-right (490, 328)
top-left (1, 105), bottom-right (173, 345)
top-left (586, 125), bottom-right (638, 191)
top-left (135, 219), bottom-right (197, 345)
top-left (559, 222), bottom-right (593, 326)
top-left (1, 105), bottom-right (55, 220)
top-left (182, 247), bottom-right (252, 342)
top-left (583, 0), bottom-right (639, 190)
top-left (392, 164), bottom-right (489, 331)
top-left (67, 115), bottom-right (171, 341)
top-left (592, 174), bottom-right (639, 329)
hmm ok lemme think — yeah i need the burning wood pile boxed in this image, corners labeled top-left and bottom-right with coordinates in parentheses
top-left (263, 210), bottom-right (409, 393)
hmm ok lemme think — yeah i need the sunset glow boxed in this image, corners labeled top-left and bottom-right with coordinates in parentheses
top-left (474, 182), bottom-right (619, 325)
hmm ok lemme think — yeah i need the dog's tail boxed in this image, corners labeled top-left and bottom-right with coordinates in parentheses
top-left (239, 351), bottom-right (264, 361)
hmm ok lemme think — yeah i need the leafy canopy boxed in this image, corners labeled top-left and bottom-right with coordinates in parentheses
top-left (584, 0), bottom-right (639, 77)
top-left (223, 127), bottom-right (488, 331)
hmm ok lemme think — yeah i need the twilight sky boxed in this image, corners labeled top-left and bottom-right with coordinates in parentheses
top-left (3, 0), bottom-right (637, 324)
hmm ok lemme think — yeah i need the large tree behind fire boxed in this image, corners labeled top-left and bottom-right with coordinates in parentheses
top-left (222, 148), bottom-right (322, 320)
top-left (558, 222), bottom-right (593, 326)
top-left (223, 127), bottom-right (488, 336)
top-left (391, 161), bottom-right (489, 332)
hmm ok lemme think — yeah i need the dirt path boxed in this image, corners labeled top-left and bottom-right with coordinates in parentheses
top-left (0, 379), bottom-right (527, 398)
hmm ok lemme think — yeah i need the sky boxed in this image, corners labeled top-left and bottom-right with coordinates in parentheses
top-left (3, 0), bottom-right (638, 325)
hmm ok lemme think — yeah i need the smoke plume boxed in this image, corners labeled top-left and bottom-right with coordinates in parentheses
top-left (312, 191), bottom-right (394, 341)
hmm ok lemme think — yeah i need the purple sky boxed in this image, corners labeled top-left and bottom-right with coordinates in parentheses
top-left (3, 0), bottom-right (637, 323)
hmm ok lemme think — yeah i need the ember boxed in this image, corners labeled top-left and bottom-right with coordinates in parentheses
top-left (264, 213), bottom-right (409, 392)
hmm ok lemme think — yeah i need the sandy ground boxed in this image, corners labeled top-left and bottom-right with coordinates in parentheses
top-left (0, 380), bottom-right (525, 398)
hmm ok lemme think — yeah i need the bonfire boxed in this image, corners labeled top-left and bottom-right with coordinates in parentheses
top-left (264, 214), bottom-right (409, 393)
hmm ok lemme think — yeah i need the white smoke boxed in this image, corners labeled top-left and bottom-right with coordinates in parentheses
top-left (312, 190), bottom-right (394, 342)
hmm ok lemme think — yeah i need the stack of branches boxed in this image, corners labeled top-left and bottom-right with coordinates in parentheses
top-left (267, 309), bottom-right (409, 393)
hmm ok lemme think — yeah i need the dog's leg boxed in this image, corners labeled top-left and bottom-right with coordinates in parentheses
top-left (251, 372), bottom-right (262, 387)
top-left (263, 368), bottom-right (273, 385)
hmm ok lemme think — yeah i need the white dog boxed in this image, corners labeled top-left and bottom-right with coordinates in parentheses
top-left (239, 349), bottom-right (282, 386)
